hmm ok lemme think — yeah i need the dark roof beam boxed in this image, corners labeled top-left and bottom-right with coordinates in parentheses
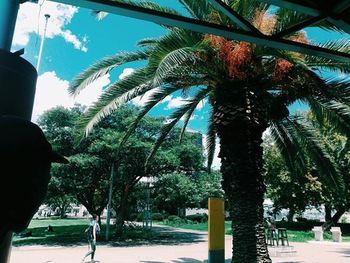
top-left (330, 0), bottom-right (350, 14)
top-left (49, 0), bottom-right (350, 63)
top-left (207, 0), bottom-right (263, 35)
top-left (256, 0), bottom-right (319, 16)
top-left (258, 0), bottom-right (350, 34)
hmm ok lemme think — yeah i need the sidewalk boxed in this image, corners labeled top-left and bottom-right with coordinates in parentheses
top-left (9, 226), bottom-right (350, 262)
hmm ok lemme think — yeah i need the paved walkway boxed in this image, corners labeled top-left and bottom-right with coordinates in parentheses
top-left (9, 226), bottom-right (350, 263)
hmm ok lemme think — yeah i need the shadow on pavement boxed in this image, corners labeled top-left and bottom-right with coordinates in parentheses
top-left (141, 258), bottom-right (232, 263)
top-left (335, 247), bottom-right (350, 257)
top-left (109, 226), bottom-right (206, 247)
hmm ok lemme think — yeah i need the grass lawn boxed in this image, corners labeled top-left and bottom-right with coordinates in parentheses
top-left (12, 218), bottom-right (202, 247)
top-left (159, 220), bottom-right (350, 243)
top-left (12, 218), bottom-right (90, 246)
top-left (12, 218), bottom-right (350, 246)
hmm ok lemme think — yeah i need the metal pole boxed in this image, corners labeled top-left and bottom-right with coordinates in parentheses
top-left (0, 0), bottom-right (20, 51)
top-left (105, 163), bottom-right (114, 241)
top-left (36, 14), bottom-right (50, 73)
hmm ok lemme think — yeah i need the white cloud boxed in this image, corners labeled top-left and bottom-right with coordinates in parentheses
top-left (13, 2), bottom-right (87, 52)
top-left (119, 68), bottom-right (135, 79)
top-left (76, 73), bottom-right (109, 105)
top-left (196, 99), bottom-right (207, 110)
top-left (165, 96), bottom-right (187, 109)
top-left (180, 115), bottom-right (197, 121)
top-left (202, 135), bottom-right (221, 170)
top-left (32, 71), bottom-right (108, 121)
top-left (132, 89), bottom-right (156, 107)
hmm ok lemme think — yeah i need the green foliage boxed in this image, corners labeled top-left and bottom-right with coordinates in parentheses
top-left (185, 213), bottom-right (208, 223)
top-left (69, 1), bottom-right (350, 260)
top-left (266, 111), bottom-right (350, 222)
top-left (263, 134), bottom-right (323, 216)
top-left (152, 171), bottom-right (223, 215)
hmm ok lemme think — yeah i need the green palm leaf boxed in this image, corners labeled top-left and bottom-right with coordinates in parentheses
top-left (270, 120), bottom-right (308, 177)
top-left (69, 50), bottom-right (149, 96)
top-left (179, 87), bottom-right (211, 142)
top-left (120, 84), bottom-right (181, 145)
top-left (179, 0), bottom-right (213, 20)
top-left (146, 87), bottom-right (211, 166)
top-left (288, 117), bottom-right (344, 192)
top-left (77, 67), bottom-right (154, 135)
top-left (305, 39), bottom-right (350, 74)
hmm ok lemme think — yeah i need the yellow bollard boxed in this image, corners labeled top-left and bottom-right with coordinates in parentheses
top-left (208, 197), bottom-right (225, 263)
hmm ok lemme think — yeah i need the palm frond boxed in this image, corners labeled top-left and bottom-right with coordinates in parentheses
top-left (270, 120), bottom-right (308, 177)
top-left (307, 97), bottom-right (350, 137)
top-left (179, 87), bottom-right (212, 142)
top-left (77, 67), bottom-right (154, 135)
top-left (179, 0), bottom-right (213, 20)
top-left (111, 0), bottom-right (181, 16)
top-left (153, 47), bottom-right (199, 86)
top-left (145, 92), bottom-right (209, 167)
top-left (305, 39), bottom-right (350, 74)
top-left (148, 29), bottom-right (202, 71)
top-left (120, 84), bottom-right (181, 145)
top-left (230, 0), bottom-right (269, 22)
top-left (273, 9), bottom-right (312, 36)
top-left (69, 50), bottom-right (149, 96)
top-left (288, 117), bottom-right (345, 192)
top-left (137, 38), bottom-right (159, 47)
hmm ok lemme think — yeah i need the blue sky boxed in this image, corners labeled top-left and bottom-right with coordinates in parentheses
top-left (12, 1), bottom-right (348, 168)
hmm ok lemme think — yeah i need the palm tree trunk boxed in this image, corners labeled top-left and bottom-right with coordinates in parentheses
top-left (214, 85), bottom-right (271, 263)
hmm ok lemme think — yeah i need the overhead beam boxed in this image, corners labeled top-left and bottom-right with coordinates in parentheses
top-left (257, 0), bottom-right (350, 34)
top-left (256, 0), bottom-right (319, 16)
top-left (50, 0), bottom-right (350, 63)
top-left (330, 0), bottom-right (350, 15)
top-left (207, 0), bottom-right (263, 34)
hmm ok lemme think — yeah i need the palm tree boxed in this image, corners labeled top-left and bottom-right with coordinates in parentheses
top-left (69, 1), bottom-right (350, 262)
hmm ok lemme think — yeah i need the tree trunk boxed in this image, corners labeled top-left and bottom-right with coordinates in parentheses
top-left (214, 84), bottom-right (271, 263)
top-left (325, 205), bottom-right (332, 222)
top-left (115, 186), bottom-right (129, 237)
top-left (331, 208), bottom-right (346, 224)
top-left (323, 207), bottom-right (346, 231)
top-left (287, 208), bottom-right (295, 222)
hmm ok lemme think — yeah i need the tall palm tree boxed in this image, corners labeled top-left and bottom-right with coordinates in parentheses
top-left (69, 1), bottom-right (350, 262)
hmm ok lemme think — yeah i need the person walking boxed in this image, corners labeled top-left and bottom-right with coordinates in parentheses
top-left (82, 215), bottom-right (100, 263)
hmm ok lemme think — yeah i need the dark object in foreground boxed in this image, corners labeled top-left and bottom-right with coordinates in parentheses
top-left (0, 115), bottom-right (68, 241)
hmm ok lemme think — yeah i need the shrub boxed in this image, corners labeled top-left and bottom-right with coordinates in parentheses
top-left (152, 212), bottom-right (165, 221)
top-left (185, 213), bottom-right (208, 223)
top-left (165, 215), bottom-right (188, 225)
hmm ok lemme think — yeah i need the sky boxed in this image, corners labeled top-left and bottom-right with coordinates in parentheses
top-left (11, 0), bottom-right (348, 169)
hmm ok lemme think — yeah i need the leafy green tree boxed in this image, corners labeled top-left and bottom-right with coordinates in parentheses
top-left (38, 106), bottom-right (112, 221)
top-left (70, 1), bottom-right (350, 261)
top-left (44, 166), bottom-right (75, 218)
top-left (263, 135), bottom-right (323, 221)
top-left (268, 109), bottom-right (350, 227)
top-left (307, 112), bottom-right (350, 226)
top-left (152, 172), bottom-right (199, 215)
top-left (195, 171), bottom-right (224, 208)
top-left (152, 171), bottom-right (223, 215)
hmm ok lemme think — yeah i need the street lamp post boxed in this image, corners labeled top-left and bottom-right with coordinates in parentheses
top-left (36, 13), bottom-right (50, 73)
